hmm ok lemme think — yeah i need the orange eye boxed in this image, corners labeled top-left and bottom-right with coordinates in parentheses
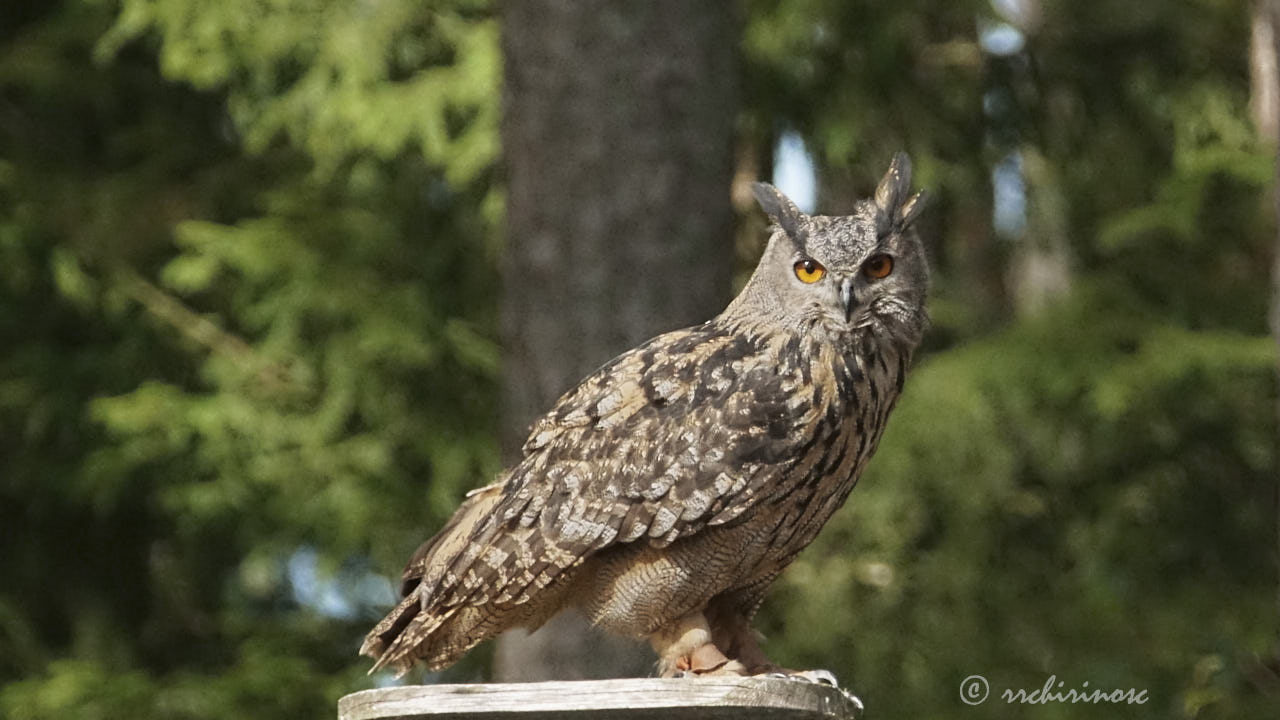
top-left (862, 254), bottom-right (894, 280)
top-left (793, 258), bottom-right (826, 284)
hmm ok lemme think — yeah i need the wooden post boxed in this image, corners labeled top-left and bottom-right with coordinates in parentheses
top-left (338, 677), bottom-right (863, 720)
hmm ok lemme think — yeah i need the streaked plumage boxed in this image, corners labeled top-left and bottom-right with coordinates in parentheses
top-left (362, 153), bottom-right (929, 678)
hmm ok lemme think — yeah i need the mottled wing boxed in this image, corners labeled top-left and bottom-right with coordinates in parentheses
top-left (435, 321), bottom-right (820, 608)
top-left (398, 480), bottom-right (505, 596)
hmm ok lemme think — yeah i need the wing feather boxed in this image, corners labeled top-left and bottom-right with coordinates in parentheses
top-left (436, 321), bottom-right (819, 610)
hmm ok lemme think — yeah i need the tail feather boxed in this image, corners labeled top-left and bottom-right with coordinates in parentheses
top-left (363, 596), bottom-right (526, 676)
top-left (361, 483), bottom-right (508, 675)
top-left (359, 591), bottom-right (422, 671)
top-left (364, 601), bottom-right (461, 676)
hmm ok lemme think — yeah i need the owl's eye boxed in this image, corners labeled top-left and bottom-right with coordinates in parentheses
top-left (793, 258), bottom-right (826, 284)
top-left (862, 254), bottom-right (894, 280)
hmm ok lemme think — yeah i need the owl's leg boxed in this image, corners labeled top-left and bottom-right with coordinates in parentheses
top-left (704, 585), bottom-right (785, 673)
top-left (648, 612), bottom-right (747, 678)
top-left (705, 603), bottom-right (840, 686)
top-left (705, 603), bottom-right (772, 673)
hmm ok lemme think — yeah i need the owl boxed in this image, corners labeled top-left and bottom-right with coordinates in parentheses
top-left (362, 153), bottom-right (928, 680)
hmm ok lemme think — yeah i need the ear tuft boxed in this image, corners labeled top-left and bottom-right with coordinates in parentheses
top-left (874, 152), bottom-right (912, 216)
top-left (875, 152), bottom-right (926, 232)
top-left (898, 189), bottom-right (928, 228)
top-left (751, 182), bottom-right (807, 245)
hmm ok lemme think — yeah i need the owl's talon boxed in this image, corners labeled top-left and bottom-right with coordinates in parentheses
top-left (689, 642), bottom-right (733, 673)
top-left (696, 659), bottom-right (748, 677)
top-left (792, 669), bottom-right (839, 687)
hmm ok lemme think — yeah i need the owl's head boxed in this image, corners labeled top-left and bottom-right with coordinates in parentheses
top-left (731, 152), bottom-right (929, 350)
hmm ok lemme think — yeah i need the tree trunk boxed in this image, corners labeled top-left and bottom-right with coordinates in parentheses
top-left (1008, 148), bottom-right (1071, 317)
top-left (497, 0), bottom-right (738, 681)
top-left (1253, 0), bottom-right (1280, 143)
top-left (1252, 0), bottom-right (1280, 671)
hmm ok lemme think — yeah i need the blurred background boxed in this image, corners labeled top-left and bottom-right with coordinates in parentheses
top-left (1, 0), bottom-right (1277, 718)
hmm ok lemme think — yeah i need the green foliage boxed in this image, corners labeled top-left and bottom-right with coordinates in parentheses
top-left (2, 0), bottom-right (500, 717)
top-left (1, 0), bottom-right (1276, 718)
top-left (746, 1), bottom-right (1278, 717)
top-left (98, 0), bottom-right (500, 181)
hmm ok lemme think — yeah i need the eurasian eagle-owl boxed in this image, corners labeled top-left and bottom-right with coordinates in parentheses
top-left (362, 153), bottom-right (928, 679)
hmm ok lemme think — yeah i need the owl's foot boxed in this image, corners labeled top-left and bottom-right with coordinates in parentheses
top-left (662, 642), bottom-right (748, 677)
top-left (677, 642), bottom-right (748, 676)
top-left (652, 612), bottom-right (751, 678)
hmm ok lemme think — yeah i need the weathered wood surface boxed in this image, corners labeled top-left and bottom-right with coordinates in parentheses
top-left (338, 677), bottom-right (863, 720)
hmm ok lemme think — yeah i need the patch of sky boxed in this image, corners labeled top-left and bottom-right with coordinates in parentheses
top-left (773, 130), bottom-right (817, 214)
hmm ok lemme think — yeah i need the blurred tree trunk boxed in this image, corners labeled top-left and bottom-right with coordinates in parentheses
top-left (1252, 0), bottom-right (1280, 142)
top-left (1008, 149), bottom-right (1071, 317)
top-left (984, 3), bottom-right (1071, 319)
top-left (1253, 0), bottom-right (1280, 671)
top-left (496, 0), bottom-right (738, 680)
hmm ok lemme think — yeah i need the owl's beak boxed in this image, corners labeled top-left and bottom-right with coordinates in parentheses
top-left (840, 278), bottom-right (855, 322)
